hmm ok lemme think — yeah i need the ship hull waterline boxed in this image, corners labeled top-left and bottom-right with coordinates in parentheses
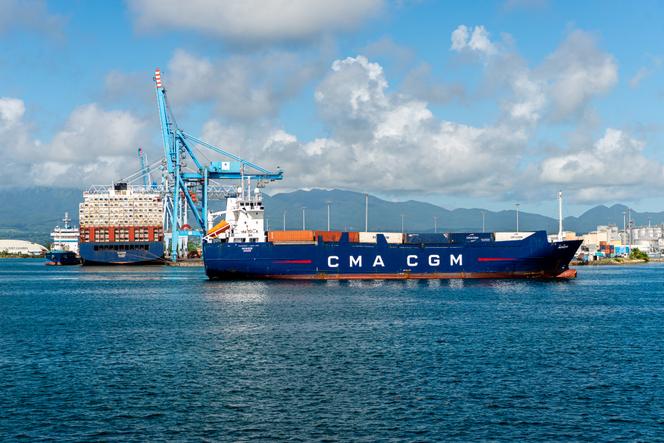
top-left (203, 231), bottom-right (582, 281)
top-left (79, 241), bottom-right (165, 265)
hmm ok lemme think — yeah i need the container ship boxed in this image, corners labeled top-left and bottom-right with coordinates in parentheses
top-left (78, 183), bottom-right (164, 265)
top-left (202, 186), bottom-right (582, 280)
top-left (45, 212), bottom-right (80, 266)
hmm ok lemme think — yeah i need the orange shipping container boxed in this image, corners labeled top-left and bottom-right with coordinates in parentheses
top-left (314, 231), bottom-right (343, 242)
top-left (348, 232), bottom-right (360, 243)
top-left (268, 230), bottom-right (315, 242)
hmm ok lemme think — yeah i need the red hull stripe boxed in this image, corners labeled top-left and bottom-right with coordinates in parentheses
top-left (256, 271), bottom-right (576, 280)
top-left (477, 257), bottom-right (517, 262)
top-left (273, 259), bottom-right (313, 264)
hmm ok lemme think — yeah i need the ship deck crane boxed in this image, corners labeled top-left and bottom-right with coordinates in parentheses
top-left (153, 68), bottom-right (283, 261)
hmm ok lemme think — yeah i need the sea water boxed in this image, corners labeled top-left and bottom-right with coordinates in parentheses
top-left (1, 259), bottom-right (663, 441)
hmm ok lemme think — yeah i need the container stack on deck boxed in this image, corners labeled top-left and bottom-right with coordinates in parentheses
top-left (77, 183), bottom-right (165, 264)
top-left (266, 231), bottom-right (496, 245)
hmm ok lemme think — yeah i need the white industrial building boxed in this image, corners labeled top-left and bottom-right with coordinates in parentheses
top-left (0, 239), bottom-right (47, 256)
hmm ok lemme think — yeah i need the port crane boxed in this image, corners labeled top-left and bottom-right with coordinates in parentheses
top-left (153, 68), bottom-right (283, 260)
top-left (138, 148), bottom-right (152, 188)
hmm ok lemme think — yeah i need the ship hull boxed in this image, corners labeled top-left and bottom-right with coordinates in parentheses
top-left (45, 250), bottom-right (80, 266)
top-left (203, 231), bottom-right (582, 280)
top-left (79, 241), bottom-right (164, 265)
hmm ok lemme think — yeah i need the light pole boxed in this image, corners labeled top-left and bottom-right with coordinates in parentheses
top-left (433, 216), bottom-right (438, 233)
top-left (283, 210), bottom-right (287, 231)
top-left (302, 206), bottom-right (306, 230)
top-left (364, 193), bottom-right (369, 231)
top-left (401, 214), bottom-right (405, 234)
top-left (481, 211), bottom-right (485, 233)
top-left (326, 201), bottom-right (332, 231)
top-left (515, 203), bottom-right (520, 233)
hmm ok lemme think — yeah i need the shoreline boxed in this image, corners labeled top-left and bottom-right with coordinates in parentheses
top-left (573, 258), bottom-right (662, 266)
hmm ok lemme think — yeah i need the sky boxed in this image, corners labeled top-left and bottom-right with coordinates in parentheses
top-left (1, 0), bottom-right (664, 217)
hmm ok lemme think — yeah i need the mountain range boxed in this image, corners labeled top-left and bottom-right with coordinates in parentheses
top-left (1, 187), bottom-right (660, 246)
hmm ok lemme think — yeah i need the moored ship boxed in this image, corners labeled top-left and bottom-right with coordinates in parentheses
top-left (202, 184), bottom-right (582, 280)
top-left (78, 183), bottom-right (165, 265)
top-left (46, 212), bottom-right (81, 266)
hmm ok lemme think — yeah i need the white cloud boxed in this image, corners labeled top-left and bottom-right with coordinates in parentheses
top-left (200, 56), bottom-right (529, 195)
top-left (540, 30), bottom-right (617, 119)
top-left (0, 0), bottom-right (64, 36)
top-left (450, 25), bottom-right (469, 52)
top-left (451, 26), bottom-right (617, 123)
top-left (450, 25), bottom-right (497, 55)
top-left (165, 49), bottom-right (324, 120)
top-left (0, 97), bottom-right (25, 128)
top-left (128, 0), bottom-right (383, 43)
top-left (538, 128), bottom-right (664, 202)
top-left (401, 63), bottom-right (465, 104)
top-left (0, 98), bottom-right (153, 187)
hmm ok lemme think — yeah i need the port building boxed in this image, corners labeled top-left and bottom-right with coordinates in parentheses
top-left (0, 240), bottom-right (47, 256)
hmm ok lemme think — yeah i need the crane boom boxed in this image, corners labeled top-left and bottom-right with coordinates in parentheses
top-left (152, 68), bottom-right (284, 261)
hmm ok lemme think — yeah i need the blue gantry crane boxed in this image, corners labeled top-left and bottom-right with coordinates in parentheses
top-left (137, 147), bottom-right (151, 188)
top-left (153, 68), bottom-right (283, 261)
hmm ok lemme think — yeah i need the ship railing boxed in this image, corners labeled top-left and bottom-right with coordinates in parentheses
top-left (86, 184), bottom-right (165, 194)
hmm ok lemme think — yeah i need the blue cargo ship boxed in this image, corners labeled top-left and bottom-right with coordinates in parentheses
top-left (204, 231), bottom-right (580, 280)
top-left (202, 188), bottom-right (581, 280)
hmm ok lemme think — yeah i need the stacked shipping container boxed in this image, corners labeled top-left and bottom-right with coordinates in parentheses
top-left (79, 185), bottom-right (164, 244)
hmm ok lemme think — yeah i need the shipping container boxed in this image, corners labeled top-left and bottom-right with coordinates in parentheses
top-left (449, 232), bottom-right (494, 244)
top-left (494, 232), bottom-right (535, 241)
top-left (314, 231), bottom-right (343, 242)
top-left (313, 231), bottom-right (361, 243)
top-left (268, 230), bottom-right (315, 243)
top-left (404, 233), bottom-right (450, 244)
top-left (358, 232), bottom-right (404, 244)
top-left (347, 232), bottom-right (360, 243)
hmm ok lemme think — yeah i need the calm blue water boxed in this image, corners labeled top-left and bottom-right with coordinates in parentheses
top-left (1, 259), bottom-right (663, 441)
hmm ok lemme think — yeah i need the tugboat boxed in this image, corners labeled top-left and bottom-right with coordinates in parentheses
top-left (46, 212), bottom-right (80, 266)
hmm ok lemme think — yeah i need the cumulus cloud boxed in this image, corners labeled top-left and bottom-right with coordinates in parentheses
top-left (0, 98), bottom-right (152, 187)
top-left (165, 49), bottom-right (324, 120)
top-left (0, 0), bottom-right (65, 36)
top-left (453, 26), bottom-right (617, 123)
top-left (200, 56), bottom-right (528, 195)
top-left (401, 63), bottom-right (465, 104)
top-left (540, 30), bottom-right (617, 119)
top-left (450, 25), bottom-right (497, 55)
top-left (128, 0), bottom-right (383, 43)
top-left (538, 129), bottom-right (664, 202)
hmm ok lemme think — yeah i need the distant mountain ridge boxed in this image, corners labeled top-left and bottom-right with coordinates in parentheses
top-left (1, 187), bottom-right (661, 245)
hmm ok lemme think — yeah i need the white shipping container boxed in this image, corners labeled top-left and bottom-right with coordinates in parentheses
top-left (358, 232), bottom-right (404, 244)
top-left (494, 232), bottom-right (535, 242)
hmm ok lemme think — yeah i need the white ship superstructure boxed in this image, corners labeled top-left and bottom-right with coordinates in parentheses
top-left (50, 212), bottom-right (80, 254)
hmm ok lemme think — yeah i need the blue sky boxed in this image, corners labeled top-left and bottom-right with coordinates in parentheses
top-left (1, 0), bottom-right (664, 217)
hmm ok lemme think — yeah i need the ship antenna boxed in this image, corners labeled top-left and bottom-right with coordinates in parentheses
top-left (557, 191), bottom-right (563, 242)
